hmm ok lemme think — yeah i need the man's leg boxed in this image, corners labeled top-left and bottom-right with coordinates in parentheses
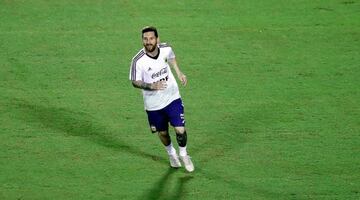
top-left (158, 130), bottom-right (171, 146)
top-left (174, 127), bottom-right (194, 172)
top-left (165, 99), bottom-right (194, 172)
top-left (158, 130), bottom-right (181, 168)
top-left (174, 127), bottom-right (187, 156)
top-left (147, 110), bottom-right (181, 168)
top-left (166, 99), bottom-right (188, 156)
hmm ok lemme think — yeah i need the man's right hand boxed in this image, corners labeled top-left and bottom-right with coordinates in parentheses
top-left (132, 80), bottom-right (167, 90)
top-left (150, 80), bottom-right (167, 90)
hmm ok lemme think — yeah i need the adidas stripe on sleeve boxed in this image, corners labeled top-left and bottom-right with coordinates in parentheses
top-left (129, 50), bottom-right (145, 81)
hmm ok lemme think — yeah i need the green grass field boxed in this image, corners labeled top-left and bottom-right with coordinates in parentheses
top-left (1, 0), bottom-right (359, 199)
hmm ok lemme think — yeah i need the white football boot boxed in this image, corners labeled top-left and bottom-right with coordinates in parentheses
top-left (180, 155), bottom-right (194, 172)
top-left (169, 154), bottom-right (182, 168)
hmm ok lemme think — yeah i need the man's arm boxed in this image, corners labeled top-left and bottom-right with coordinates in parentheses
top-left (168, 58), bottom-right (187, 86)
top-left (132, 80), bottom-right (167, 90)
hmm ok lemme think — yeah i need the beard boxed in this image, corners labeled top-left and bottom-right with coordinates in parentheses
top-left (144, 43), bottom-right (156, 52)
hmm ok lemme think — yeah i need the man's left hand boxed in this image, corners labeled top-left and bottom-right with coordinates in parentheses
top-left (178, 73), bottom-right (187, 86)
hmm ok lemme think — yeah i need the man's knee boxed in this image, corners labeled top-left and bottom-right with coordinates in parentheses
top-left (174, 127), bottom-right (185, 134)
top-left (158, 131), bottom-right (169, 136)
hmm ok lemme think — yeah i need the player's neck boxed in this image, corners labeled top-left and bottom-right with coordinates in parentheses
top-left (146, 47), bottom-right (159, 59)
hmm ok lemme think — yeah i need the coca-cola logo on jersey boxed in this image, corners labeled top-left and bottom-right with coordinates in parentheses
top-left (151, 67), bottom-right (168, 79)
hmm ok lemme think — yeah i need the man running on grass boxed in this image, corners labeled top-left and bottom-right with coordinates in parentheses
top-left (129, 26), bottom-right (194, 172)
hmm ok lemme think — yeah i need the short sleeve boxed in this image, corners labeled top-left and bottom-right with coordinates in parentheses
top-left (129, 59), bottom-right (142, 81)
top-left (129, 50), bottom-right (145, 81)
top-left (168, 47), bottom-right (176, 60)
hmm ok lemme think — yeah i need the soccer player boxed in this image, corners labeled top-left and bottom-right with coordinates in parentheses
top-left (129, 26), bottom-right (194, 172)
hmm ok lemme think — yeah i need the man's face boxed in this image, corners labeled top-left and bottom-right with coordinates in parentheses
top-left (142, 31), bottom-right (157, 53)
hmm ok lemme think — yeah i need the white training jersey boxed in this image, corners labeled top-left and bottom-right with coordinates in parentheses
top-left (129, 43), bottom-right (181, 111)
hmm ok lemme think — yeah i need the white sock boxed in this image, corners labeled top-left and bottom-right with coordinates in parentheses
top-left (165, 143), bottom-right (177, 155)
top-left (179, 146), bottom-right (188, 157)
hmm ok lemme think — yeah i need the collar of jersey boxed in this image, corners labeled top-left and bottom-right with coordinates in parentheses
top-left (145, 48), bottom-right (160, 60)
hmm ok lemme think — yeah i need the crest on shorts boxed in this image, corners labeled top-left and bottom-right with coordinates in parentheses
top-left (150, 125), bottom-right (157, 133)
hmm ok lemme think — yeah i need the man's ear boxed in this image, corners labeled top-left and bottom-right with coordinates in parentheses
top-left (157, 37), bottom-right (160, 44)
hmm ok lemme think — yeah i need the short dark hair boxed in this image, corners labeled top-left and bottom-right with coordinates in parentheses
top-left (142, 26), bottom-right (158, 38)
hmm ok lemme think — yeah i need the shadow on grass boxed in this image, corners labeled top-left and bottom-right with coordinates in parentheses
top-left (13, 98), bottom-right (165, 163)
top-left (169, 175), bottom-right (194, 200)
top-left (139, 168), bottom-right (194, 200)
top-left (11, 98), bottom-right (288, 199)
